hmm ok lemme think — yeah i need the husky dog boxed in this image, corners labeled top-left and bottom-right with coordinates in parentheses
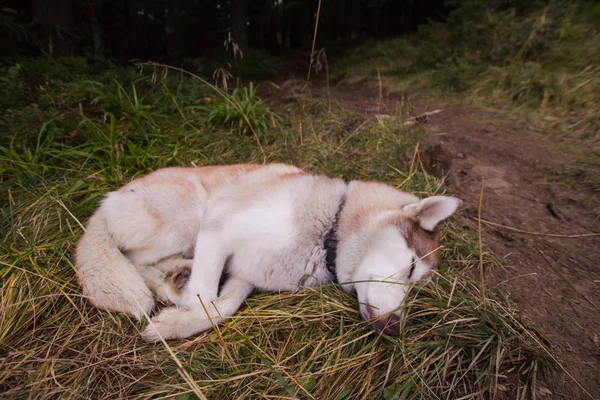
top-left (75, 163), bottom-right (461, 341)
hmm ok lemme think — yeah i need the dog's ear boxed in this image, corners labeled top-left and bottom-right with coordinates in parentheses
top-left (403, 196), bottom-right (462, 232)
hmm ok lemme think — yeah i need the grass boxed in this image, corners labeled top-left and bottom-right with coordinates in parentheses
top-left (204, 82), bottom-right (281, 135)
top-left (333, 1), bottom-right (600, 142)
top-left (0, 58), bottom-right (553, 399)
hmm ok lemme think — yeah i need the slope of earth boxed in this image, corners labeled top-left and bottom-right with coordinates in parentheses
top-left (260, 77), bottom-right (599, 399)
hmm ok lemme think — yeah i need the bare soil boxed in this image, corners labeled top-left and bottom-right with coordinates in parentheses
top-left (262, 77), bottom-right (600, 399)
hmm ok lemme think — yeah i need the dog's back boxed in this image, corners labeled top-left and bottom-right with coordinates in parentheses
top-left (75, 163), bottom-right (302, 319)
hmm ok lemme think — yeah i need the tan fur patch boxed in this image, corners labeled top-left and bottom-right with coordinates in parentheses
top-left (388, 215), bottom-right (440, 266)
top-left (164, 267), bottom-right (191, 293)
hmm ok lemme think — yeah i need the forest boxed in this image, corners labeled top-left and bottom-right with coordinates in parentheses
top-left (3, 0), bottom-right (450, 60)
top-left (1, 1), bottom-right (598, 399)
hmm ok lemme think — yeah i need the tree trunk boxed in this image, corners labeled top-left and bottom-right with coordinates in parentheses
top-left (231, 0), bottom-right (247, 49)
top-left (33, 0), bottom-right (78, 56)
top-left (85, 0), bottom-right (102, 59)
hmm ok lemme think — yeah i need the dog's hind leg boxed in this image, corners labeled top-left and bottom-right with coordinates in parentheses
top-left (136, 258), bottom-right (193, 305)
top-left (141, 276), bottom-right (254, 341)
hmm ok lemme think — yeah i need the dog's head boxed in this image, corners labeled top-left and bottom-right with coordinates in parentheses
top-left (338, 194), bottom-right (462, 335)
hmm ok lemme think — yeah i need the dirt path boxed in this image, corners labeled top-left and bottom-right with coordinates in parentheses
top-left (418, 103), bottom-right (600, 400)
top-left (262, 77), bottom-right (599, 399)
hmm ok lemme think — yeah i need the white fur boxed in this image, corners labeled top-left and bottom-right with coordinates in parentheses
top-left (351, 226), bottom-right (429, 322)
top-left (75, 163), bottom-right (461, 341)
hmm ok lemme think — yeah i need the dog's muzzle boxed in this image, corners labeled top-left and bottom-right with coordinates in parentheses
top-left (362, 305), bottom-right (401, 336)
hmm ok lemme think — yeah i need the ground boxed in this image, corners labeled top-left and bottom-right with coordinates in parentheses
top-left (261, 76), bottom-right (600, 399)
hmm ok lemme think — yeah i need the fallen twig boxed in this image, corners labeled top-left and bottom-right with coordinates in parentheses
top-left (403, 109), bottom-right (443, 125)
top-left (374, 109), bottom-right (443, 125)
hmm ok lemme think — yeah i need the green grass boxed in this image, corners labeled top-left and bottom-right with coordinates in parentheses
top-left (333, 1), bottom-right (600, 140)
top-left (0, 59), bottom-right (553, 399)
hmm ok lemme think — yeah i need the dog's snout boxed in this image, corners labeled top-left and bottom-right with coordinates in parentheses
top-left (363, 306), bottom-right (401, 336)
top-left (372, 313), bottom-right (400, 335)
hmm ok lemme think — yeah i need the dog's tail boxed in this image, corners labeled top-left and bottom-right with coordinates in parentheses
top-left (142, 277), bottom-right (254, 341)
top-left (75, 211), bottom-right (154, 319)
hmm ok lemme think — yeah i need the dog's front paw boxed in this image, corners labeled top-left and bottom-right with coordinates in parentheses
top-left (177, 287), bottom-right (216, 309)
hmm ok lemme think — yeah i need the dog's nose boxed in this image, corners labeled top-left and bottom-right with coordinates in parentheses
top-left (371, 313), bottom-right (400, 335)
top-left (363, 306), bottom-right (400, 335)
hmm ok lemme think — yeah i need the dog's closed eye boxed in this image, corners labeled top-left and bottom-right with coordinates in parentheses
top-left (408, 257), bottom-right (416, 279)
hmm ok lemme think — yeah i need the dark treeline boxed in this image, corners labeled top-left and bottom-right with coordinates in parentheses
top-left (1, 0), bottom-right (449, 62)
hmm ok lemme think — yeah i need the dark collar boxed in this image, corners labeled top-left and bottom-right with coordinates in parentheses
top-left (324, 196), bottom-right (346, 275)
